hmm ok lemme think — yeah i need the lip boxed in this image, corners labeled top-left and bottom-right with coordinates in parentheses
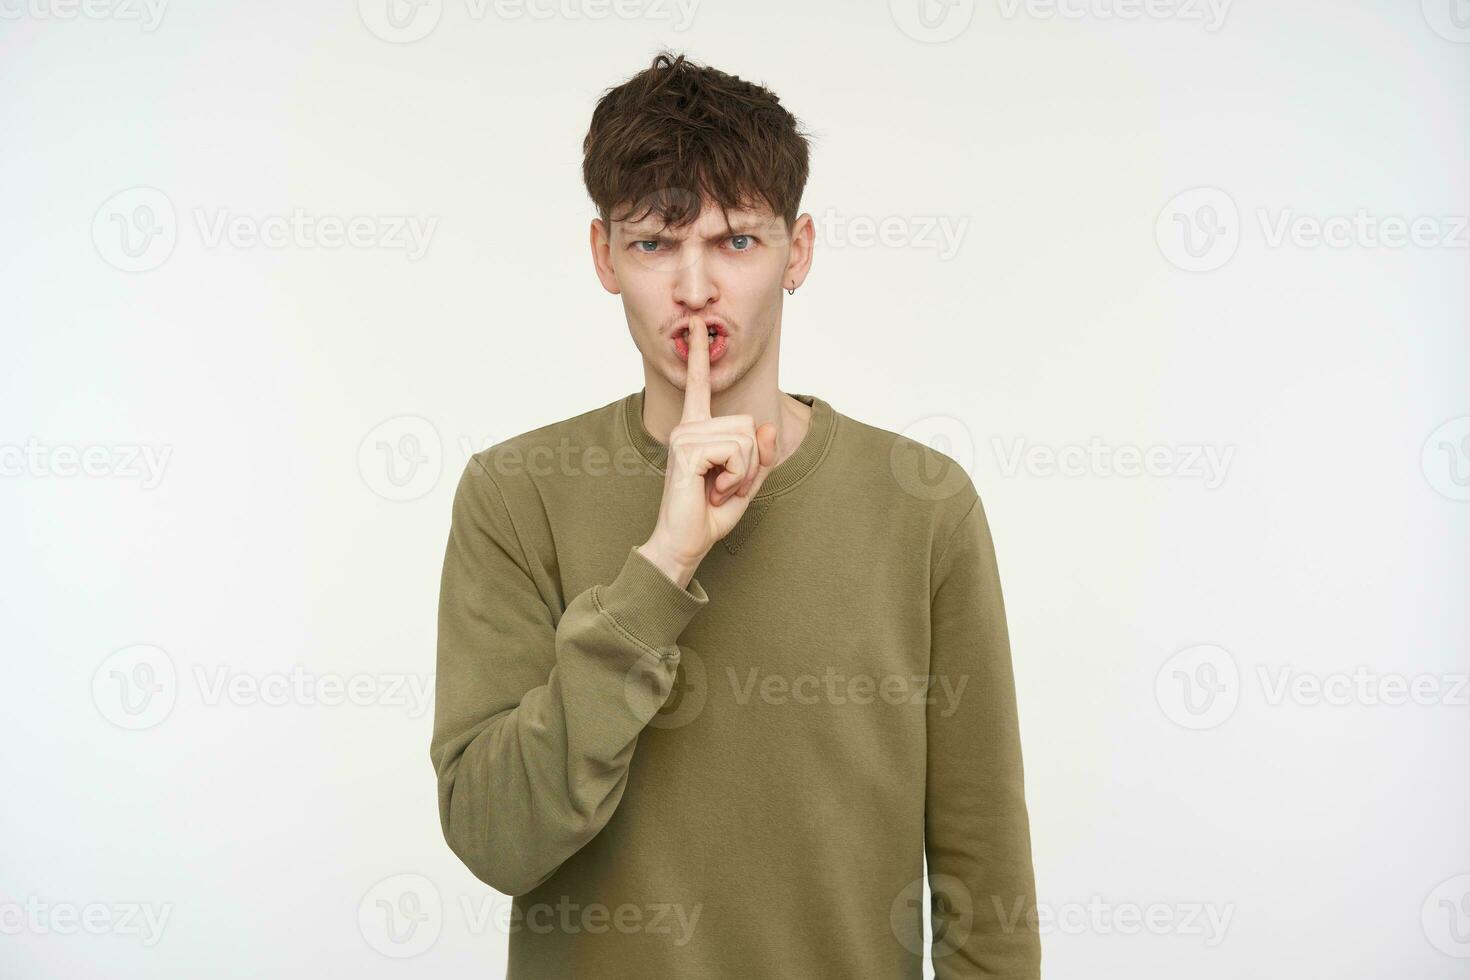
top-left (672, 319), bottom-right (729, 363)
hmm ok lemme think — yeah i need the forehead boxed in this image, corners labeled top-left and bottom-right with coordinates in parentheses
top-left (616, 203), bottom-right (779, 237)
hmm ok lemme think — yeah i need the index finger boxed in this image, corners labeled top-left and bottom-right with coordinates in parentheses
top-left (680, 314), bottom-right (711, 423)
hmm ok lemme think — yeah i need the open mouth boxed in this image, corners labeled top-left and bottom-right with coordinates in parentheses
top-left (673, 323), bottom-right (728, 363)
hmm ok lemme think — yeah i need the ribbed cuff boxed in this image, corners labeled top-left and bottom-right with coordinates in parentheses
top-left (592, 545), bottom-right (709, 655)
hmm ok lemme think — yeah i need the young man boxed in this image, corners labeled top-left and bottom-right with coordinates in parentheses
top-left (431, 52), bottom-right (1041, 979)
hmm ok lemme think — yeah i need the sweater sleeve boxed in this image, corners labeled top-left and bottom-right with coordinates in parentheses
top-left (925, 489), bottom-right (1042, 979)
top-left (430, 456), bottom-right (708, 896)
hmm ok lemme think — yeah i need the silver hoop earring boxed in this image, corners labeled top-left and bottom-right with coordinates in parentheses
top-left (786, 284), bottom-right (796, 295)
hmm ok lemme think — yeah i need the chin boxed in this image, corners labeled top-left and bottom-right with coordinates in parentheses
top-left (671, 360), bottom-right (727, 391)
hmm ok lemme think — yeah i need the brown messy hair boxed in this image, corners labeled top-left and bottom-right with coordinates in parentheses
top-left (582, 51), bottom-right (812, 234)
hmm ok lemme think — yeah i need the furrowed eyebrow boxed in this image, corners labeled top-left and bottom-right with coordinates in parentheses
top-left (623, 225), bottom-right (763, 242)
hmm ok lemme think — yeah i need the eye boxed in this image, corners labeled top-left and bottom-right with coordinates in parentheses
top-left (632, 240), bottom-right (662, 253)
top-left (728, 234), bottom-right (755, 251)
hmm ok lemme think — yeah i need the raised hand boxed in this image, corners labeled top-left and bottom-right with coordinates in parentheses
top-left (637, 314), bottom-right (779, 588)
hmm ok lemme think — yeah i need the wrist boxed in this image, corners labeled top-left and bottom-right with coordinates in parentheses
top-left (636, 537), bottom-right (702, 591)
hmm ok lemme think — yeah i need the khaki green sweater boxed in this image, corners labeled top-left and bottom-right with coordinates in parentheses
top-left (431, 388), bottom-right (1041, 979)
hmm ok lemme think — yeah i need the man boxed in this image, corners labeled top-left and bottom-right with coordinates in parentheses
top-left (430, 51), bottom-right (1041, 979)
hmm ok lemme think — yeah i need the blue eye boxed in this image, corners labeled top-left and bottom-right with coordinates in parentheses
top-left (634, 240), bottom-right (661, 253)
top-left (729, 234), bottom-right (753, 251)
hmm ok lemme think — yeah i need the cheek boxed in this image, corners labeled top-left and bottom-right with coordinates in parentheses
top-left (615, 282), bottom-right (667, 346)
top-left (727, 279), bottom-right (780, 327)
top-left (612, 269), bottom-right (656, 312)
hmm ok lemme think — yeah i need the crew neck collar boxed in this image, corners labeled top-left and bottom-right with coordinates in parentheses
top-left (623, 388), bottom-right (837, 500)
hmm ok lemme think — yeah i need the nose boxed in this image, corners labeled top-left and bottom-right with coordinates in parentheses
top-left (671, 249), bottom-right (718, 312)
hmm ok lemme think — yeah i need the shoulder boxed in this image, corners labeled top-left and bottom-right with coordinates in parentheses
top-left (816, 405), bottom-right (990, 588)
top-left (826, 406), bottom-right (982, 526)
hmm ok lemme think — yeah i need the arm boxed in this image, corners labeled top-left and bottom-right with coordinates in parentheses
top-left (926, 489), bottom-right (1042, 978)
top-left (429, 456), bottom-right (708, 896)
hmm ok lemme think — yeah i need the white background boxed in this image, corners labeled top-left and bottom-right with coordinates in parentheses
top-left (2, 0), bottom-right (1467, 977)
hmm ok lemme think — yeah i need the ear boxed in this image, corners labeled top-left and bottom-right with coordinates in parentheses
top-left (590, 218), bottom-right (621, 295)
top-left (781, 212), bottom-right (815, 291)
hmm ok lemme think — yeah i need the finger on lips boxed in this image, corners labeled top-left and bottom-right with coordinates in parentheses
top-left (680, 314), bottom-right (711, 424)
top-left (679, 314), bottom-right (779, 505)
